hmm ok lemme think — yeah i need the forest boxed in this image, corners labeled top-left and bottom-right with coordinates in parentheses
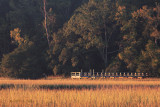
top-left (0, 0), bottom-right (160, 79)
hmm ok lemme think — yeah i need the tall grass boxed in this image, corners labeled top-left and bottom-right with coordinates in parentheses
top-left (0, 78), bottom-right (160, 86)
top-left (0, 87), bottom-right (159, 107)
top-left (0, 78), bottom-right (160, 107)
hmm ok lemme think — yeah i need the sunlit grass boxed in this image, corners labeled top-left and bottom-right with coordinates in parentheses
top-left (0, 78), bottom-right (160, 107)
top-left (0, 87), bottom-right (159, 107)
top-left (0, 78), bottom-right (160, 86)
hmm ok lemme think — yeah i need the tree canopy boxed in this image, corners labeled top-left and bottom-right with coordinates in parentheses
top-left (0, 0), bottom-right (160, 78)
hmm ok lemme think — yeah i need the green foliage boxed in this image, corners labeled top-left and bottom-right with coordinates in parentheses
top-left (49, 0), bottom-right (121, 75)
top-left (137, 40), bottom-right (160, 76)
top-left (118, 4), bottom-right (160, 76)
top-left (1, 40), bottom-right (48, 79)
top-left (0, 0), bottom-right (88, 78)
top-left (1, 0), bottom-right (160, 78)
top-left (118, 0), bottom-right (159, 10)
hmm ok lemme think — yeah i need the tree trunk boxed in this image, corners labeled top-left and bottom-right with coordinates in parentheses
top-left (43, 0), bottom-right (50, 47)
top-left (104, 20), bottom-right (108, 68)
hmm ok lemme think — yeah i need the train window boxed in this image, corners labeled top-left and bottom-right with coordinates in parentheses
top-left (76, 73), bottom-right (80, 76)
top-left (71, 73), bottom-right (75, 76)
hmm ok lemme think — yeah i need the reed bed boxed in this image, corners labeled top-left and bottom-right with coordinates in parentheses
top-left (0, 78), bottom-right (160, 86)
top-left (0, 78), bottom-right (160, 107)
top-left (0, 79), bottom-right (160, 90)
top-left (0, 87), bottom-right (159, 107)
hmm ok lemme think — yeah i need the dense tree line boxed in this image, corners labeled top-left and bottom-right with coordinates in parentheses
top-left (0, 0), bottom-right (160, 78)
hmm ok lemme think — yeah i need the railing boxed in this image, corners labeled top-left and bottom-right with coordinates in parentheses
top-left (71, 71), bottom-right (149, 79)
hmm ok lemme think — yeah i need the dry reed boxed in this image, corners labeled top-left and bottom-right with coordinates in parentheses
top-left (0, 78), bottom-right (159, 107)
top-left (0, 87), bottom-right (159, 107)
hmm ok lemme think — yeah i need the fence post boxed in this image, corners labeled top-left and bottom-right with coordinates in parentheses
top-left (116, 73), bottom-right (118, 77)
top-left (120, 73), bottom-right (122, 77)
top-left (109, 73), bottom-right (110, 76)
top-left (146, 73), bottom-right (148, 77)
top-left (101, 69), bottom-right (104, 77)
top-left (135, 73), bottom-right (137, 77)
top-left (97, 72), bottom-right (99, 77)
top-left (93, 69), bottom-right (95, 77)
top-left (142, 73), bottom-right (144, 77)
top-left (81, 69), bottom-right (83, 77)
top-left (105, 72), bottom-right (107, 76)
top-left (124, 73), bottom-right (126, 77)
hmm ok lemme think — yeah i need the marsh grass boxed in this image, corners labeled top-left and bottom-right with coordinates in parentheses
top-left (0, 78), bottom-right (160, 85)
top-left (0, 87), bottom-right (160, 107)
top-left (0, 84), bottom-right (160, 90)
top-left (0, 78), bottom-right (160, 107)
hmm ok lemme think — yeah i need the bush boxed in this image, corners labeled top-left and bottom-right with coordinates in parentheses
top-left (0, 41), bottom-right (48, 79)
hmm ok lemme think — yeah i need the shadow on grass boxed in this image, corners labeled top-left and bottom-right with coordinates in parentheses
top-left (0, 84), bottom-right (160, 90)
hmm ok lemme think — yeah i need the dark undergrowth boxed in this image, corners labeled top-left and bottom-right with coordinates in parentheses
top-left (0, 84), bottom-right (160, 90)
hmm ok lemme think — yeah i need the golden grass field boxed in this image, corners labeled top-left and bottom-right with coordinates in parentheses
top-left (0, 78), bottom-right (160, 107)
